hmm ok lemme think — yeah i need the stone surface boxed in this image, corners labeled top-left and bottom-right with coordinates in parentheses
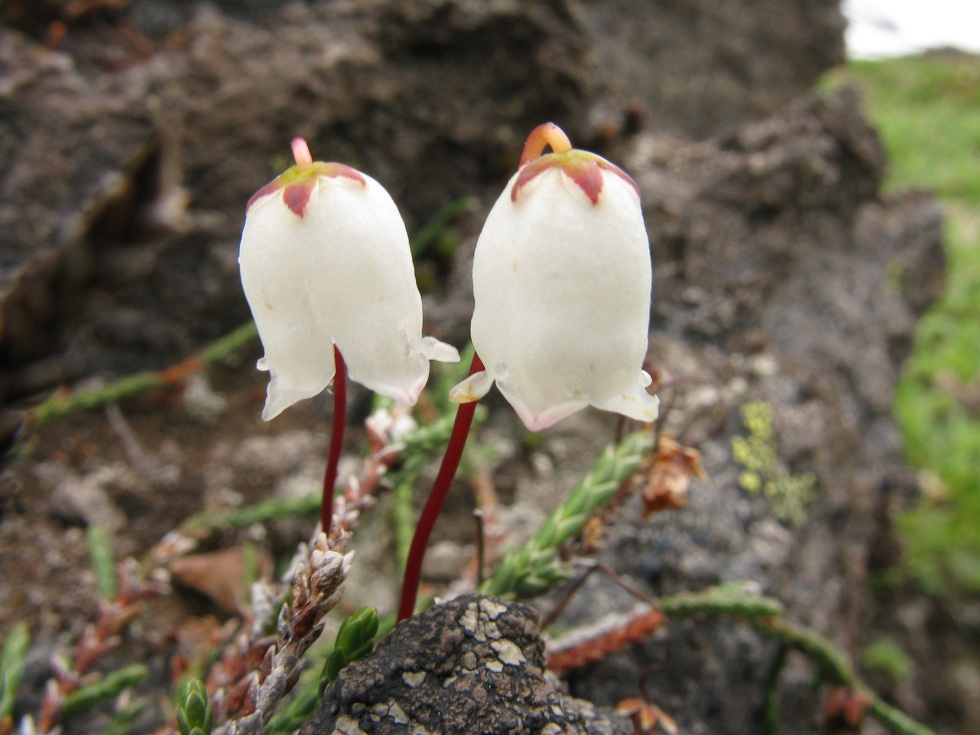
top-left (300, 594), bottom-right (632, 735)
top-left (584, 0), bottom-right (846, 138)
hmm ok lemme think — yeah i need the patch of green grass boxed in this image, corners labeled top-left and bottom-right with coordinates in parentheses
top-left (827, 54), bottom-right (980, 594)
top-left (843, 56), bottom-right (980, 200)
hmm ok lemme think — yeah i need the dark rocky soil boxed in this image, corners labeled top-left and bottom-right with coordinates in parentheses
top-left (0, 1), bottom-right (971, 734)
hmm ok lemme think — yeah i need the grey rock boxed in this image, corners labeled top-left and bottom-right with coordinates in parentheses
top-left (300, 593), bottom-right (633, 735)
top-left (584, 0), bottom-right (846, 138)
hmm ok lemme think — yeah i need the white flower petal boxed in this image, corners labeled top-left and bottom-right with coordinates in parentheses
top-left (468, 163), bottom-right (657, 430)
top-left (448, 369), bottom-right (495, 404)
top-left (498, 389), bottom-right (588, 432)
top-left (417, 336), bottom-right (461, 364)
top-left (240, 195), bottom-right (335, 421)
top-left (591, 386), bottom-right (661, 425)
top-left (239, 169), bottom-right (457, 418)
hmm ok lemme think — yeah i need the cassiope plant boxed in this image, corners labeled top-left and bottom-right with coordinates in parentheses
top-left (399, 123), bottom-right (660, 620)
top-left (236, 126), bottom-right (659, 622)
top-left (239, 137), bottom-right (458, 532)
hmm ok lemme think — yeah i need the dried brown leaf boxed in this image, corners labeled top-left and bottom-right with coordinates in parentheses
top-left (641, 436), bottom-right (707, 518)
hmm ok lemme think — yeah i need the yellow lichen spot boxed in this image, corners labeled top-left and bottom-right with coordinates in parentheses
top-left (731, 401), bottom-right (818, 526)
top-left (738, 470), bottom-right (762, 493)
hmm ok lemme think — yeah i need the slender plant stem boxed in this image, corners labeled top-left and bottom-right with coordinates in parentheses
top-left (397, 353), bottom-right (485, 621)
top-left (762, 645), bottom-right (789, 735)
top-left (321, 346), bottom-right (347, 535)
top-left (21, 321), bottom-right (258, 434)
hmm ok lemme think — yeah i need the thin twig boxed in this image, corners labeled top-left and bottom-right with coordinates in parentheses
top-left (188, 406), bottom-right (421, 735)
top-left (35, 558), bottom-right (164, 734)
top-left (105, 403), bottom-right (175, 489)
top-left (17, 321), bottom-right (257, 442)
top-left (762, 645), bottom-right (789, 735)
top-left (541, 578), bottom-right (934, 735)
top-left (215, 533), bottom-right (352, 735)
top-left (751, 617), bottom-right (935, 735)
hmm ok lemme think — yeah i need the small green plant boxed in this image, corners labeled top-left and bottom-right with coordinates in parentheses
top-left (60, 664), bottom-right (149, 718)
top-left (86, 524), bottom-right (117, 601)
top-left (176, 680), bottom-right (214, 735)
top-left (0, 622), bottom-right (30, 732)
top-left (731, 401), bottom-right (818, 526)
top-left (481, 431), bottom-right (654, 599)
top-left (320, 607), bottom-right (381, 689)
top-left (861, 639), bottom-right (915, 684)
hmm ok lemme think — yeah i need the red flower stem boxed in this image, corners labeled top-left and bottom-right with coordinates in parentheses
top-left (321, 345), bottom-right (347, 535)
top-left (397, 353), bottom-right (485, 621)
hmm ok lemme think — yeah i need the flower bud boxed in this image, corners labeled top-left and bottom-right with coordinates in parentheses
top-left (240, 141), bottom-right (458, 420)
top-left (451, 124), bottom-right (659, 430)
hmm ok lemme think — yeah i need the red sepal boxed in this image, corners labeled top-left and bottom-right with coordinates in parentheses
top-left (510, 151), bottom-right (639, 205)
top-left (245, 162), bottom-right (367, 217)
top-left (283, 179), bottom-right (316, 217)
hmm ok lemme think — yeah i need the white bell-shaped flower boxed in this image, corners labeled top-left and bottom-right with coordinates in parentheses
top-left (240, 139), bottom-right (458, 420)
top-left (450, 123), bottom-right (659, 431)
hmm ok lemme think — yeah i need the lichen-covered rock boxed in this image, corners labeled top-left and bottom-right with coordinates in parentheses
top-left (299, 594), bottom-right (632, 735)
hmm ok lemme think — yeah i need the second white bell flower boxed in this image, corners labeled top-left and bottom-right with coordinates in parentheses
top-left (450, 123), bottom-right (659, 430)
top-left (239, 139), bottom-right (458, 421)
